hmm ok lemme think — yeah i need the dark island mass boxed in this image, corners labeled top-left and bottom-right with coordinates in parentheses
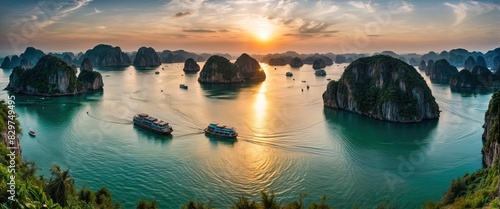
top-left (235, 53), bottom-right (266, 82)
top-left (80, 44), bottom-right (131, 67)
top-left (289, 57), bottom-right (304, 68)
top-left (450, 65), bottom-right (500, 90)
top-left (464, 56), bottom-right (476, 71)
top-left (183, 58), bottom-right (200, 73)
top-left (312, 59), bottom-right (326, 69)
top-left (6, 55), bottom-right (103, 96)
top-left (418, 60), bottom-right (427, 71)
top-left (429, 59), bottom-right (458, 83)
top-left (268, 57), bottom-right (287, 66)
top-left (323, 55), bottom-right (440, 123)
top-left (425, 59), bottom-right (434, 75)
top-left (198, 55), bottom-right (243, 83)
top-left (133, 47), bottom-right (161, 67)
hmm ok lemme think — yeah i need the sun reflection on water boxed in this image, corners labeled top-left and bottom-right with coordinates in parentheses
top-left (253, 82), bottom-right (268, 131)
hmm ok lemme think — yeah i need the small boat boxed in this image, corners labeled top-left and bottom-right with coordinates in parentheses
top-left (29, 131), bottom-right (36, 136)
top-left (204, 123), bottom-right (238, 139)
top-left (133, 113), bottom-right (173, 135)
top-left (286, 72), bottom-right (293, 77)
top-left (155, 71), bottom-right (160, 74)
top-left (179, 84), bottom-right (188, 89)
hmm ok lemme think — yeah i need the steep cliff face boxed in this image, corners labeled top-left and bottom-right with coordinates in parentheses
top-left (8, 55), bottom-right (20, 69)
top-left (425, 59), bottom-right (434, 75)
top-left (198, 55), bottom-right (243, 83)
top-left (80, 44), bottom-right (131, 67)
top-left (20, 47), bottom-right (46, 66)
top-left (78, 70), bottom-right (104, 91)
top-left (313, 59), bottom-right (326, 69)
top-left (1, 57), bottom-right (10, 69)
top-left (183, 58), bottom-right (200, 73)
top-left (20, 58), bottom-right (31, 69)
top-left (80, 58), bottom-right (93, 72)
top-left (133, 47), bottom-right (161, 67)
top-left (482, 91), bottom-right (500, 168)
top-left (290, 57), bottom-right (303, 68)
top-left (322, 55), bottom-right (440, 123)
top-left (464, 56), bottom-right (476, 71)
top-left (6, 55), bottom-right (83, 96)
top-left (418, 60), bottom-right (427, 71)
top-left (476, 56), bottom-right (487, 68)
top-left (430, 59), bottom-right (458, 83)
top-left (493, 56), bottom-right (500, 72)
top-left (235, 53), bottom-right (266, 82)
top-left (450, 70), bottom-right (484, 89)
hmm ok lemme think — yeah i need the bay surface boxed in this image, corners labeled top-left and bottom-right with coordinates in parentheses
top-left (0, 62), bottom-right (489, 208)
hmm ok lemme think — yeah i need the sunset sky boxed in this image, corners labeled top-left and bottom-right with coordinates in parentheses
top-left (0, 0), bottom-right (499, 56)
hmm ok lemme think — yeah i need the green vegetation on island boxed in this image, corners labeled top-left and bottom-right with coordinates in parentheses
top-left (6, 55), bottom-right (103, 96)
top-left (198, 55), bottom-right (243, 83)
top-left (323, 55), bottom-right (440, 123)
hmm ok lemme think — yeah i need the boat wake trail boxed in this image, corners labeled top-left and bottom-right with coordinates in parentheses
top-left (87, 112), bottom-right (132, 125)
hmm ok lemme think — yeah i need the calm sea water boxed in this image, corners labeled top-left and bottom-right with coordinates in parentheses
top-left (0, 62), bottom-right (490, 208)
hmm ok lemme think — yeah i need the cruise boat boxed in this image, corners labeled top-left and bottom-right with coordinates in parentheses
top-left (133, 113), bottom-right (173, 134)
top-left (204, 123), bottom-right (238, 139)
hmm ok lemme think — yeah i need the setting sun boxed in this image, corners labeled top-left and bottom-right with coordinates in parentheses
top-left (257, 31), bottom-right (271, 41)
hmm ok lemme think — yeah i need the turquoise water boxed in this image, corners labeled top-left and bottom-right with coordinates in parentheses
top-left (0, 63), bottom-right (489, 208)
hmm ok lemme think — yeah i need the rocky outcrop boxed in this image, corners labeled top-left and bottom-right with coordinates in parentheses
top-left (235, 53), bottom-right (266, 82)
top-left (471, 65), bottom-right (500, 88)
top-left (425, 59), bottom-right (435, 75)
top-left (8, 55), bottom-right (20, 69)
top-left (464, 56), bottom-right (476, 71)
top-left (418, 60), bottom-right (427, 71)
top-left (133, 47), bottom-right (161, 67)
top-left (314, 69), bottom-right (326, 76)
top-left (81, 58), bottom-right (93, 72)
top-left (304, 56), bottom-right (333, 66)
top-left (322, 55), bottom-right (440, 123)
top-left (409, 58), bottom-right (418, 66)
top-left (290, 57), bottom-right (303, 68)
top-left (71, 64), bottom-right (78, 74)
top-left (451, 66), bottom-right (500, 90)
top-left (198, 55), bottom-right (243, 83)
top-left (80, 44), bottom-right (131, 67)
top-left (62, 54), bottom-right (73, 65)
top-left (20, 47), bottom-right (46, 66)
top-left (450, 70), bottom-right (484, 89)
top-left (269, 57), bottom-right (287, 66)
top-left (20, 58), bottom-right (31, 69)
top-left (78, 70), bottom-right (104, 91)
top-left (493, 56), bottom-right (500, 72)
top-left (476, 56), bottom-right (487, 68)
top-left (481, 91), bottom-right (500, 168)
top-left (1, 57), bottom-right (10, 69)
top-left (183, 58), bottom-right (200, 73)
top-left (430, 59), bottom-right (458, 83)
top-left (313, 59), bottom-right (326, 69)
top-left (6, 55), bottom-right (84, 95)
top-left (159, 50), bottom-right (202, 63)
top-left (335, 55), bottom-right (347, 64)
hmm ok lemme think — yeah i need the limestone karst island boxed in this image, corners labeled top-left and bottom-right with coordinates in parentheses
top-left (0, 0), bottom-right (499, 209)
